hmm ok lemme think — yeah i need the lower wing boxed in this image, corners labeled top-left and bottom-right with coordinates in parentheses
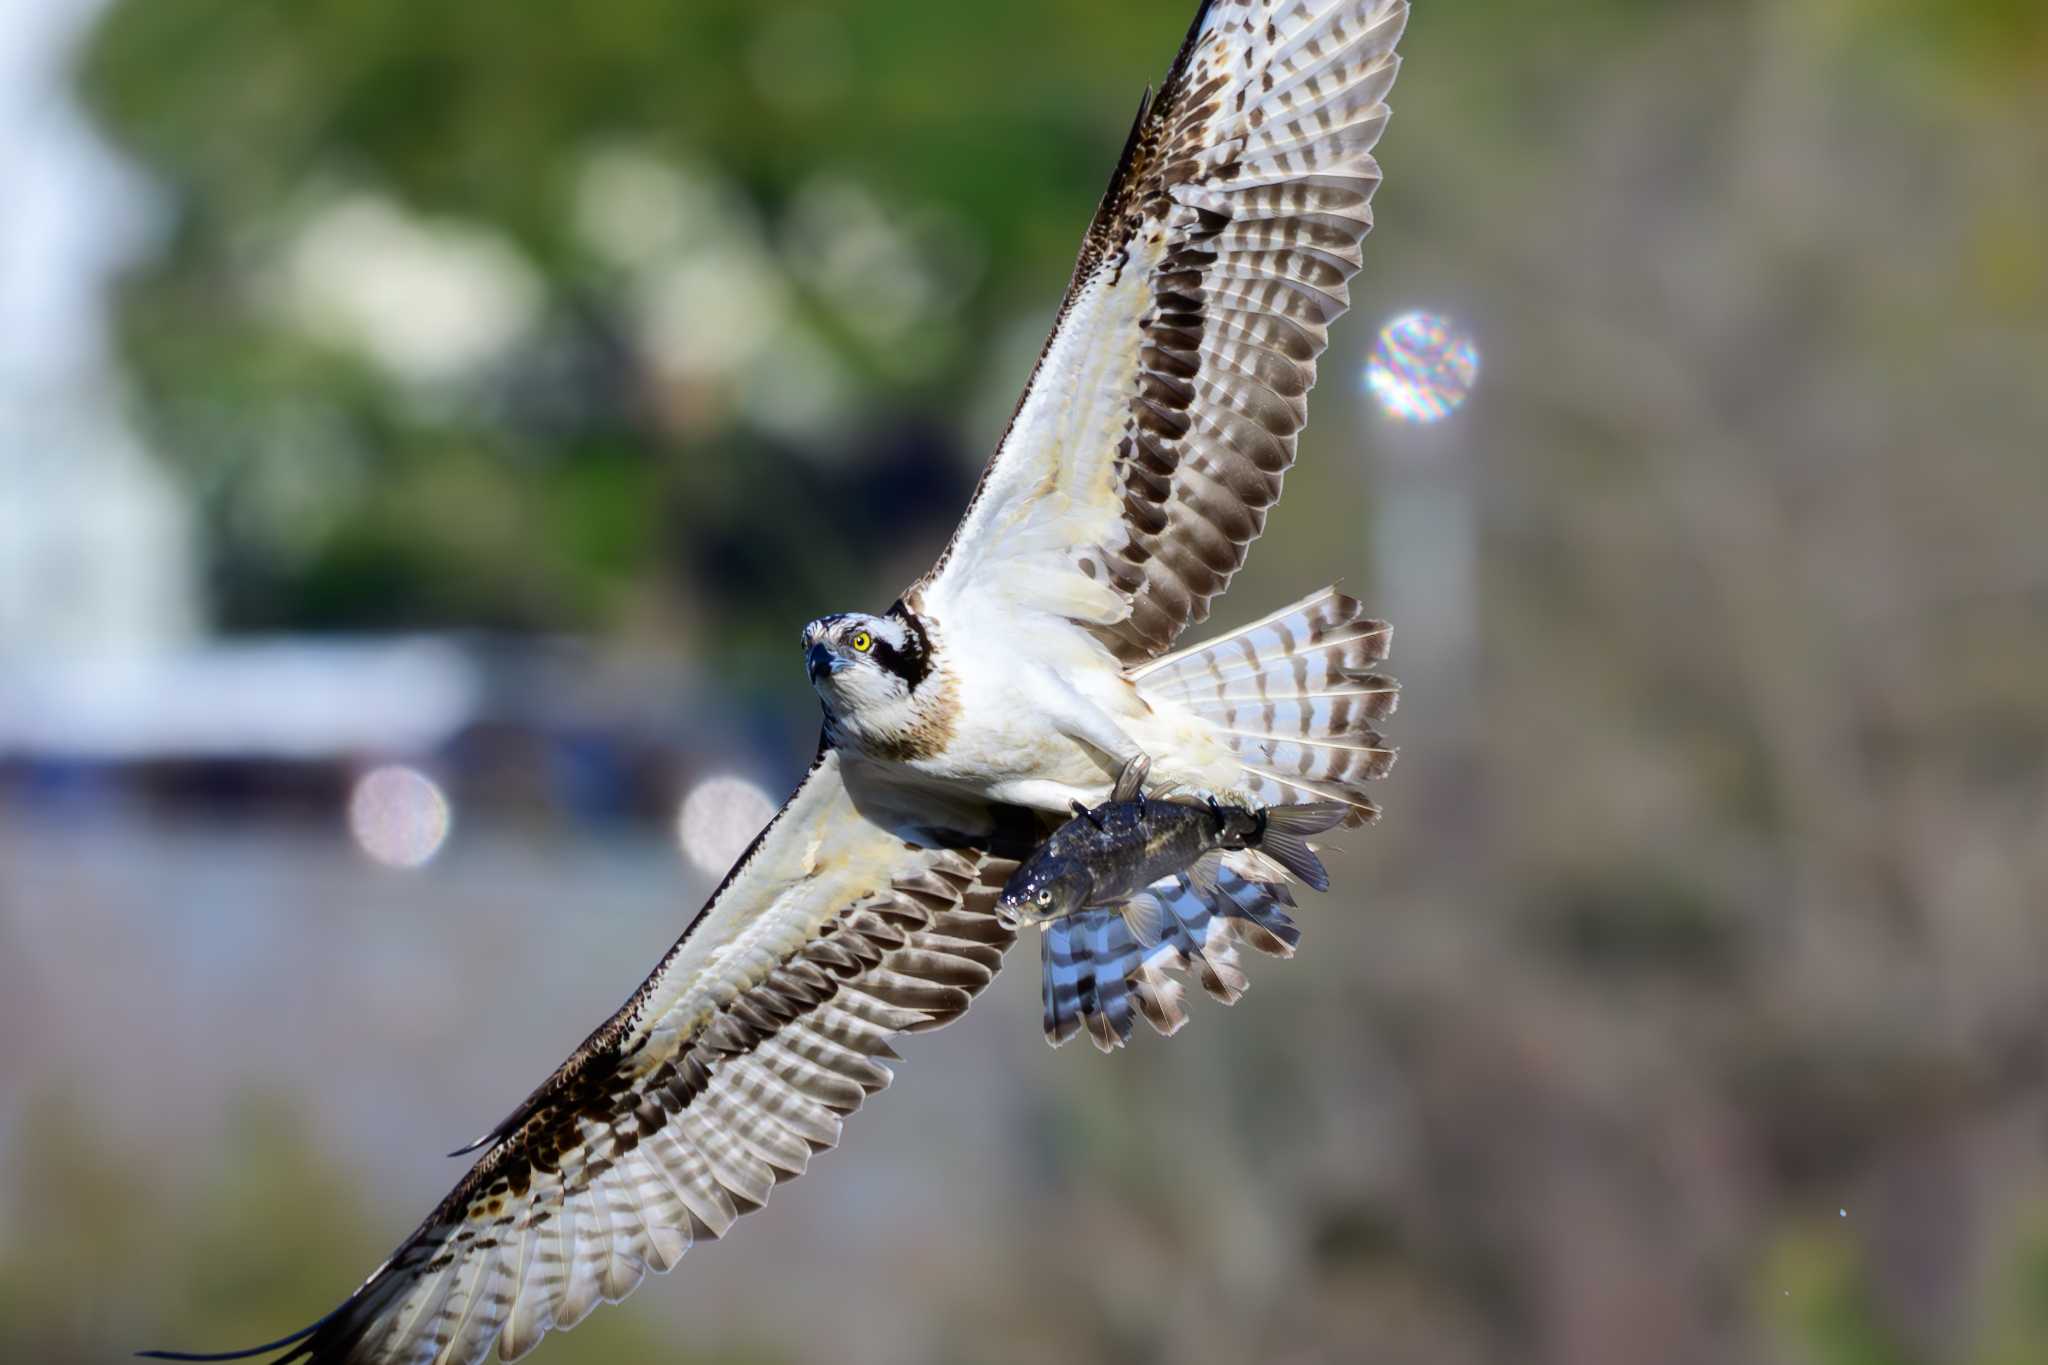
top-left (144, 747), bottom-right (1021, 1365)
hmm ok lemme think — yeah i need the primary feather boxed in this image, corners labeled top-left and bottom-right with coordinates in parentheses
top-left (920, 0), bottom-right (1409, 661)
top-left (146, 751), bottom-right (1025, 1365)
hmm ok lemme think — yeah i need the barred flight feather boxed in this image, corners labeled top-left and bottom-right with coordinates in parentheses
top-left (1131, 584), bottom-right (1395, 826)
top-left (1040, 856), bottom-right (1306, 1051)
top-left (144, 4), bottom-right (1417, 1361)
top-left (919, 0), bottom-right (1409, 668)
top-left (149, 750), bottom-right (1024, 1365)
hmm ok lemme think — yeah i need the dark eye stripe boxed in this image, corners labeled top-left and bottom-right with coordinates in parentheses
top-left (887, 604), bottom-right (934, 690)
top-left (869, 616), bottom-right (930, 689)
top-left (869, 637), bottom-right (918, 685)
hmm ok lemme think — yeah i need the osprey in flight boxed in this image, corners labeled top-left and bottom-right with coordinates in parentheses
top-left (153, 2), bottom-right (1409, 1361)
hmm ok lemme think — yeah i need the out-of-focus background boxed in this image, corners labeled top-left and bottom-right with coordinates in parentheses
top-left (2, 1), bottom-right (2044, 1362)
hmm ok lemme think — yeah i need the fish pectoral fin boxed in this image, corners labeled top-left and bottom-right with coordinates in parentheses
top-left (1180, 852), bottom-right (1224, 900)
top-left (1119, 890), bottom-right (1175, 949)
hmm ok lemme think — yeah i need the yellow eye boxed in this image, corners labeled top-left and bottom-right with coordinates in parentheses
top-left (849, 630), bottom-right (873, 653)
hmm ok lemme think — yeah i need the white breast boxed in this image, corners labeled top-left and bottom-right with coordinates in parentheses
top-left (904, 605), bottom-right (1241, 812)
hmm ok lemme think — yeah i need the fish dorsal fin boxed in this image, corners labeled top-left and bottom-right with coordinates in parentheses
top-left (1110, 754), bottom-right (1152, 803)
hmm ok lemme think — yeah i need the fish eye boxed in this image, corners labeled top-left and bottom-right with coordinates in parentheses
top-left (849, 630), bottom-right (873, 653)
top-left (1035, 889), bottom-right (1053, 907)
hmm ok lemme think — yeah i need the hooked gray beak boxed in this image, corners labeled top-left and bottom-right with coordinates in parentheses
top-left (806, 642), bottom-right (841, 683)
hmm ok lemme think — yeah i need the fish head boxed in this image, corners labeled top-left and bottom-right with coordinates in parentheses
top-left (997, 856), bottom-right (1093, 926)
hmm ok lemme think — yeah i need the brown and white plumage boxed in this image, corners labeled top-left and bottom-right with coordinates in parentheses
top-left (149, 3), bottom-right (1410, 1361)
top-left (1128, 584), bottom-right (1399, 822)
top-left (920, 0), bottom-right (1407, 662)
top-left (148, 750), bottom-right (1026, 1365)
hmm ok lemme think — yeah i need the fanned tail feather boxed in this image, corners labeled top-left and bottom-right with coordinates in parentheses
top-left (1131, 584), bottom-right (1397, 827)
top-left (1043, 583), bottom-right (1399, 1050)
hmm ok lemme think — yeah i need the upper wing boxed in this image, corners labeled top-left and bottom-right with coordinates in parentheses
top-left (151, 749), bottom-right (1020, 1365)
top-left (917, 0), bottom-right (1408, 662)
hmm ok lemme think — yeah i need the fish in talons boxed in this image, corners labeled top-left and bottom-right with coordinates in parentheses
top-left (1000, 757), bottom-right (1351, 1052)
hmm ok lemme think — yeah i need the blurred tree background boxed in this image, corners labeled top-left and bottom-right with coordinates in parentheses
top-left (78, 0), bottom-right (1290, 653)
top-left (2, 0), bottom-right (2043, 1363)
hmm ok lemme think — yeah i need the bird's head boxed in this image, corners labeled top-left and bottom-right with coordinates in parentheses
top-left (802, 609), bottom-right (931, 725)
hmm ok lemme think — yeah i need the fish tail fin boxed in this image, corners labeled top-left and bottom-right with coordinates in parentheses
top-left (1253, 801), bottom-right (1348, 892)
top-left (1128, 584), bottom-right (1396, 827)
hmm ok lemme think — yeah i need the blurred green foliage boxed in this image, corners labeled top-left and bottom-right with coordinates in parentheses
top-left (74, 0), bottom-right (2047, 648)
top-left (1982, 1212), bottom-right (2048, 1365)
top-left (1766, 1225), bottom-right (1919, 1365)
top-left (1761, 1207), bottom-right (2048, 1365)
top-left (76, 0), bottom-right (1232, 640)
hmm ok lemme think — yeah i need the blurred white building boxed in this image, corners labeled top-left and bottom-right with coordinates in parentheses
top-left (0, 0), bottom-right (198, 658)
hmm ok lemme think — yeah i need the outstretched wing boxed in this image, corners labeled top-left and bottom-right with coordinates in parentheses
top-left (917, 0), bottom-right (1408, 663)
top-left (148, 749), bottom-right (1020, 1365)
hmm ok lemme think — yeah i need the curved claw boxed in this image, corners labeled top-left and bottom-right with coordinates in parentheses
top-left (1204, 795), bottom-right (1229, 834)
